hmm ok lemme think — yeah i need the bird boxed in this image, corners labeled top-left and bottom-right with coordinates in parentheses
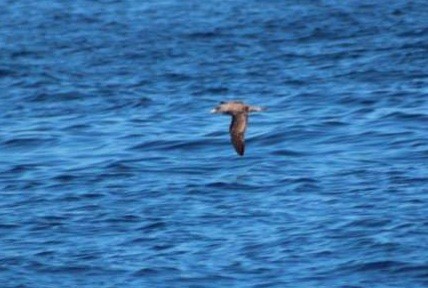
top-left (211, 101), bottom-right (263, 156)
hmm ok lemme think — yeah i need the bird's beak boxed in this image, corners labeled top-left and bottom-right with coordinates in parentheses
top-left (210, 108), bottom-right (218, 113)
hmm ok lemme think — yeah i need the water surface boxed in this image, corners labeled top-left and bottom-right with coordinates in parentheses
top-left (1, 1), bottom-right (427, 287)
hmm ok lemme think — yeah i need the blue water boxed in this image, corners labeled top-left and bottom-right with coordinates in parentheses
top-left (1, 1), bottom-right (428, 287)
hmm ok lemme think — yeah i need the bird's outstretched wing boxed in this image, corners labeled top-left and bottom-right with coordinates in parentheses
top-left (229, 113), bottom-right (248, 156)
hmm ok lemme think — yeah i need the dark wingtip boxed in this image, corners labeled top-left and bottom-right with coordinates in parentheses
top-left (237, 147), bottom-right (244, 156)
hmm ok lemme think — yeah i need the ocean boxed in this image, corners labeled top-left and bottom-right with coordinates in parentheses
top-left (1, 1), bottom-right (427, 287)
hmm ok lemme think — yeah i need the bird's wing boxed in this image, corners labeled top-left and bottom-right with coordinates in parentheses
top-left (229, 113), bottom-right (248, 156)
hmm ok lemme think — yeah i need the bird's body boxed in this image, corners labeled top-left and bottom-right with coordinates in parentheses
top-left (211, 101), bottom-right (263, 156)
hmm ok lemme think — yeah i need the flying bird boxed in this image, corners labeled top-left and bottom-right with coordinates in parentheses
top-left (211, 101), bottom-right (263, 156)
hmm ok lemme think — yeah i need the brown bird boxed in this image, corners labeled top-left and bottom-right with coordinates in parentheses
top-left (211, 101), bottom-right (263, 156)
